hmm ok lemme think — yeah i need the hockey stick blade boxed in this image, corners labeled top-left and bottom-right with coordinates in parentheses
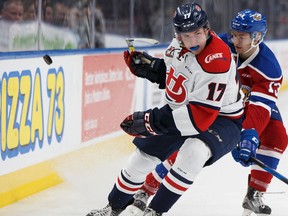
top-left (125, 38), bottom-right (159, 52)
top-left (125, 38), bottom-right (159, 45)
top-left (250, 156), bottom-right (288, 185)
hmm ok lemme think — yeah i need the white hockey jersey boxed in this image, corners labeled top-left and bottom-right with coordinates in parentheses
top-left (163, 32), bottom-right (243, 136)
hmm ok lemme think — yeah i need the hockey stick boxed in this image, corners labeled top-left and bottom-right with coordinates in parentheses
top-left (250, 156), bottom-right (288, 185)
top-left (125, 38), bottom-right (159, 52)
top-left (125, 38), bottom-right (160, 64)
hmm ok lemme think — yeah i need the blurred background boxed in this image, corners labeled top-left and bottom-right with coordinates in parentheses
top-left (0, 0), bottom-right (287, 51)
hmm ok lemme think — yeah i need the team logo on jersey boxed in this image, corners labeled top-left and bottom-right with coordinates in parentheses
top-left (204, 53), bottom-right (226, 63)
top-left (165, 46), bottom-right (176, 58)
top-left (165, 66), bottom-right (188, 103)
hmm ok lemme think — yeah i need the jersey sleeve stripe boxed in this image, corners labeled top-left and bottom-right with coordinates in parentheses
top-left (250, 94), bottom-right (276, 111)
top-left (251, 92), bottom-right (277, 103)
top-left (249, 64), bottom-right (283, 80)
top-left (219, 108), bottom-right (244, 118)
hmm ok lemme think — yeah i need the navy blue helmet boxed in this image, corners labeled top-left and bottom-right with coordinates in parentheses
top-left (173, 3), bottom-right (208, 33)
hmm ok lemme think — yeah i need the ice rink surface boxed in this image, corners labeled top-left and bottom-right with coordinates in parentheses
top-left (0, 91), bottom-right (287, 216)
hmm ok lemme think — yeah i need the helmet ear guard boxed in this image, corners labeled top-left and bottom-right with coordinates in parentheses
top-left (255, 32), bottom-right (262, 40)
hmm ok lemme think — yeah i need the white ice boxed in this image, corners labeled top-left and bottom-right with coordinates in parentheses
top-left (0, 90), bottom-right (287, 216)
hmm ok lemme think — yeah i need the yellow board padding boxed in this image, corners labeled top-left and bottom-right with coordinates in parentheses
top-left (0, 134), bottom-right (134, 208)
top-left (0, 162), bottom-right (62, 208)
top-left (281, 81), bottom-right (288, 91)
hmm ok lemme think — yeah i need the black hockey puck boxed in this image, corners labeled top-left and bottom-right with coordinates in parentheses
top-left (43, 54), bottom-right (53, 65)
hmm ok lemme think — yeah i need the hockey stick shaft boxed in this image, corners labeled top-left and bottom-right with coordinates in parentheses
top-left (125, 38), bottom-right (159, 52)
top-left (250, 156), bottom-right (288, 185)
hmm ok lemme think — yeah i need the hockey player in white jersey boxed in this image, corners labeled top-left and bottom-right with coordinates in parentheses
top-left (85, 2), bottom-right (243, 216)
top-left (122, 8), bottom-right (288, 216)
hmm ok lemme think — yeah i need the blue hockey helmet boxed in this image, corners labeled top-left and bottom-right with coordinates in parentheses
top-left (173, 2), bottom-right (208, 33)
top-left (231, 9), bottom-right (267, 39)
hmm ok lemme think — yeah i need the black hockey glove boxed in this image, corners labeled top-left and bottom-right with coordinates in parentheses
top-left (120, 108), bottom-right (168, 138)
top-left (123, 50), bottom-right (166, 89)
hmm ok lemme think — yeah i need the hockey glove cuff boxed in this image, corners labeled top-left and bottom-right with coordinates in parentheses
top-left (120, 108), bottom-right (168, 138)
top-left (232, 129), bottom-right (260, 167)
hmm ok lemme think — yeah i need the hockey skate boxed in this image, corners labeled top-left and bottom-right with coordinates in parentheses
top-left (241, 186), bottom-right (271, 216)
top-left (86, 204), bottom-right (123, 216)
top-left (120, 190), bottom-right (150, 216)
top-left (143, 207), bottom-right (162, 216)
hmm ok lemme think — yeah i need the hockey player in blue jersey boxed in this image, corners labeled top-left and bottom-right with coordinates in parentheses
top-left (224, 9), bottom-right (288, 216)
top-left (123, 9), bottom-right (288, 216)
top-left (85, 2), bottom-right (243, 216)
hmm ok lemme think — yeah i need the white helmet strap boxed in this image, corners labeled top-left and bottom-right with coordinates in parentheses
top-left (243, 32), bottom-right (262, 54)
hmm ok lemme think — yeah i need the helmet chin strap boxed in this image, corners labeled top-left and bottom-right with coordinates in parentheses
top-left (243, 39), bottom-right (257, 54)
top-left (243, 34), bottom-right (263, 54)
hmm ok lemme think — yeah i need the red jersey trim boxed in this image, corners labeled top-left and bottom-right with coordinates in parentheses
top-left (196, 32), bottom-right (231, 73)
top-left (189, 103), bottom-right (219, 132)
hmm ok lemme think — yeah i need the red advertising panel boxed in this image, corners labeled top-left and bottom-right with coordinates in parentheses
top-left (82, 54), bottom-right (135, 142)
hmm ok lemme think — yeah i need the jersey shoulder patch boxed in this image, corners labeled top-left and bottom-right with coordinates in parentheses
top-left (196, 34), bottom-right (232, 74)
top-left (165, 38), bottom-right (180, 58)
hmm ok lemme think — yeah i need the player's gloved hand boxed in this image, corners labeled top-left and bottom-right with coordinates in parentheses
top-left (232, 129), bottom-right (260, 167)
top-left (120, 108), bottom-right (168, 138)
top-left (123, 50), bottom-right (166, 89)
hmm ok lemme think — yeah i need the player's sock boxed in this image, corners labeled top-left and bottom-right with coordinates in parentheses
top-left (148, 168), bottom-right (193, 213)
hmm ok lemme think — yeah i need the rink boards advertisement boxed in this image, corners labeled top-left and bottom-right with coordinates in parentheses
top-left (0, 52), bottom-right (139, 177)
top-left (0, 50), bottom-right (140, 207)
top-left (81, 54), bottom-right (135, 141)
top-left (0, 55), bottom-right (82, 175)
